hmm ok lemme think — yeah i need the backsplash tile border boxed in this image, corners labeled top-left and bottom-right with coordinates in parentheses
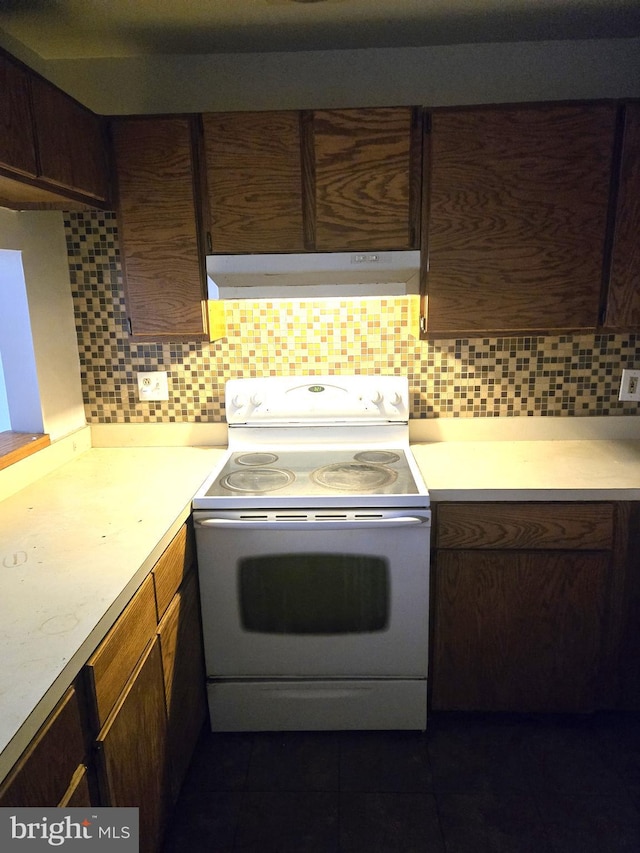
top-left (64, 211), bottom-right (640, 424)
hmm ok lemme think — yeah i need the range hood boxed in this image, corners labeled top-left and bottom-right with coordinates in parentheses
top-left (206, 251), bottom-right (421, 300)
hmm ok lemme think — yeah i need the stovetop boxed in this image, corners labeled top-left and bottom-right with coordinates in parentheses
top-left (192, 375), bottom-right (429, 510)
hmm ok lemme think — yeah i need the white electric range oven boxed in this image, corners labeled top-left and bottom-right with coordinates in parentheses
top-left (192, 375), bottom-right (430, 731)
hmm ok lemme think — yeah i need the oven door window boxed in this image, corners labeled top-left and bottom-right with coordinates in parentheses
top-left (239, 553), bottom-right (389, 634)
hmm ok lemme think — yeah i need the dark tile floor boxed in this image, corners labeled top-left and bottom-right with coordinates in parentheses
top-left (163, 711), bottom-right (640, 852)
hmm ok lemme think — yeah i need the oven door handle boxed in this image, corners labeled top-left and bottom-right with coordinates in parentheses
top-left (195, 515), bottom-right (430, 530)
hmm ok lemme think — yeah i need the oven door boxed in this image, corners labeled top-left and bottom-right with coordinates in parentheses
top-left (193, 509), bottom-right (431, 678)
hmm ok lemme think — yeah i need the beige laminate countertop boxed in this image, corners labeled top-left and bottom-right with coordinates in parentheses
top-left (0, 445), bottom-right (222, 784)
top-left (412, 439), bottom-right (640, 501)
top-left (1, 432), bottom-right (640, 785)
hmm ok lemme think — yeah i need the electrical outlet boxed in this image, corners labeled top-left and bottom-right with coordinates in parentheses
top-left (618, 369), bottom-right (640, 402)
top-left (137, 371), bottom-right (169, 402)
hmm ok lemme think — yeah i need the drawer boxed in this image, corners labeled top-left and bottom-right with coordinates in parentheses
top-left (152, 523), bottom-right (195, 620)
top-left (436, 503), bottom-right (615, 550)
top-left (0, 686), bottom-right (86, 807)
top-left (85, 573), bottom-right (157, 729)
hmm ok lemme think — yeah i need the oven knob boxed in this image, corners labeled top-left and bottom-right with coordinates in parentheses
top-left (231, 394), bottom-right (246, 410)
top-left (390, 392), bottom-right (403, 408)
top-left (371, 390), bottom-right (384, 405)
top-left (250, 393), bottom-right (264, 408)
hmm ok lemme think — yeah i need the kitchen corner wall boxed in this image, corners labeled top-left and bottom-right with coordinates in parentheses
top-left (65, 211), bottom-right (640, 423)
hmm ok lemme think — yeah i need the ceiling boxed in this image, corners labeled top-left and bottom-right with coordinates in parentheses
top-left (0, 0), bottom-right (639, 60)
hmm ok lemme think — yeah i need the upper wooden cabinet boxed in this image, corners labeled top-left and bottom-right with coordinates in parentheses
top-left (422, 103), bottom-right (617, 336)
top-left (30, 75), bottom-right (110, 202)
top-left (0, 49), bottom-right (110, 208)
top-left (310, 107), bottom-right (422, 251)
top-left (204, 111), bottom-right (306, 254)
top-left (0, 52), bottom-right (37, 179)
top-left (203, 106), bottom-right (422, 254)
top-left (111, 115), bottom-right (209, 340)
top-left (604, 101), bottom-right (640, 329)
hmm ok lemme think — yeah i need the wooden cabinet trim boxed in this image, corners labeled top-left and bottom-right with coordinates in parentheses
top-left (300, 109), bottom-right (315, 251)
top-left (615, 502), bottom-right (640, 707)
top-left (58, 763), bottom-right (92, 807)
top-left (85, 574), bottom-right (158, 730)
top-left (436, 502), bottom-right (615, 550)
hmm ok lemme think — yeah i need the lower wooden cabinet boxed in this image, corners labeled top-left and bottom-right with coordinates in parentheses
top-left (431, 502), bottom-right (618, 712)
top-left (616, 502), bottom-right (640, 708)
top-left (0, 685), bottom-right (94, 807)
top-left (84, 522), bottom-right (206, 853)
top-left (432, 549), bottom-right (609, 711)
top-left (0, 521), bottom-right (207, 847)
top-left (158, 569), bottom-right (207, 803)
top-left (85, 574), bottom-right (158, 730)
top-left (95, 636), bottom-right (169, 853)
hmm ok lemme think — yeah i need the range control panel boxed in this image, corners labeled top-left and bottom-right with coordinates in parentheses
top-left (225, 375), bottom-right (409, 424)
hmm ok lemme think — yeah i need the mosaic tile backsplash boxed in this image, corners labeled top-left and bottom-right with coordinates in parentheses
top-left (65, 211), bottom-right (640, 424)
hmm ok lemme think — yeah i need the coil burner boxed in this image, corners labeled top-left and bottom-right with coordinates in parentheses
top-left (221, 467), bottom-right (295, 494)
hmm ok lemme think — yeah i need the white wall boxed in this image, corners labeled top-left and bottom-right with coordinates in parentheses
top-left (32, 37), bottom-right (640, 114)
top-left (0, 210), bottom-right (86, 440)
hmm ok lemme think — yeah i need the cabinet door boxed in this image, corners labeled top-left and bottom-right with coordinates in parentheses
top-left (424, 103), bottom-right (616, 335)
top-left (311, 107), bottom-right (421, 251)
top-left (616, 502), bottom-right (640, 708)
top-left (85, 574), bottom-right (158, 730)
top-left (605, 102), bottom-right (640, 328)
top-left (157, 570), bottom-right (207, 803)
top-left (204, 111), bottom-right (306, 253)
top-left (111, 116), bottom-right (208, 339)
top-left (0, 686), bottom-right (87, 806)
top-left (96, 636), bottom-right (169, 853)
top-left (151, 522), bottom-right (195, 621)
top-left (431, 550), bottom-right (609, 712)
top-left (30, 75), bottom-right (109, 201)
top-left (0, 52), bottom-right (37, 178)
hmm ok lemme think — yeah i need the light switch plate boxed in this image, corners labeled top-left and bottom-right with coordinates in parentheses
top-left (137, 371), bottom-right (169, 402)
top-left (618, 369), bottom-right (640, 402)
